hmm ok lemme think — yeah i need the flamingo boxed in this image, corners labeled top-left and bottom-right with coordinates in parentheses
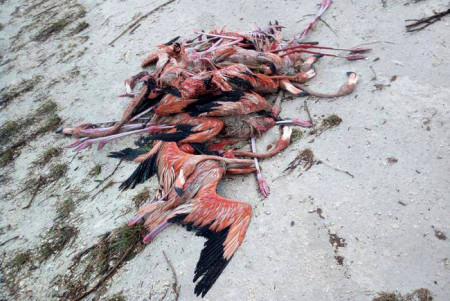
top-left (54, 1), bottom-right (370, 297)
top-left (128, 159), bottom-right (253, 297)
top-left (110, 142), bottom-right (254, 193)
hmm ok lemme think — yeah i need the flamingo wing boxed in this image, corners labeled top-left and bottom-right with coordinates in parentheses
top-left (118, 152), bottom-right (158, 190)
top-left (108, 147), bottom-right (147, 161)
top-left (169, 194), bottom-right (252, 297)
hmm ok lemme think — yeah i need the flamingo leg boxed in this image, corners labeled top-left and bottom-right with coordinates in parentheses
top-left (143, 221), bottom-right (170, 243)
top-left (271, 91), bottom-right (283, 117)
top-left (251, 137), bottom-right (270, 197)
top-left (233, 126), bottom-right (293, 159)
top-left (276, 117), bottom-right (312, 127)
top-left (295, 0), bottom-right (333, 42)
top-left (72, 125), bottom-right (175, 152)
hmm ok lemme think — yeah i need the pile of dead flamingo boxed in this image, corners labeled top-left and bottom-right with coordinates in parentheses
top-left (58, 0), bottom-right (369, 297)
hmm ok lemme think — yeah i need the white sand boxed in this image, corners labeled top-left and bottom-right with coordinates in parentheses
top-left (1, 0), bottom-right (449, 300)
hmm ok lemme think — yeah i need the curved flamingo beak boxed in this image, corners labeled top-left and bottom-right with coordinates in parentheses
top-left (143, 233), bottom-right (153, 243)
top-left (128, 213), bottom-right (146, 226)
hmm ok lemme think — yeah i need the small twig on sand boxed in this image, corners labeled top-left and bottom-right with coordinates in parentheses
top-left (161, 286), bottom-right (170, 300)
top-left (317, 160), bottom-right (354, 178)
top-left (68, 245), bottom-right (96, 271)
top-left (369, 66), bottom-right (377, 81)
top-left (108, 0), bottom-right (176, 45)
top-left (89, 160), bottom-right (122, 193)
top-left (22, 175), bottom-right (45, 209)
top-left (163, 251), bottom-right (180, 301)
top-left (69, 151), bottom-right (80, 164)
top-left (318, 17), bottom-right (337, 36)
top-left (73, 240), bottom-right (137, 301)
top-left (0, 235), bottom-right (20, 247)
top-left (130, 23), bottom-right (141, 34)
top-left (303, 101), bottom-right (316, 133)
top-left (406, 8), bottom-right (450, 32)
top-left (91, 181), bottom-right (118, 200)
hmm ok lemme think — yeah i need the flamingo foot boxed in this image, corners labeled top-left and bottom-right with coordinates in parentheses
top-left (257, 173), bottom-right (270, 197)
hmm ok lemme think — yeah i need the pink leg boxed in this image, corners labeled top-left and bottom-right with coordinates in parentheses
top-left (251, 137), bottom-right (270, 198)
top-left (280, 49), bottom-right (367, 61)
top-left (271, 91), bottom-right (283, 117)
top-left (276, 118), bottom-right (312, 127)
top-left (272, 44), bottom-right (371, 54)
top-left (295, 0), bottom-right (333, 42)
top-left (72, 125), bottom-right (175, 151)
top-left (79, 123), bottom-right (147, 135)
top-left (143, 222), bottom-right (170, 243)
top-left (201, 37), bottom-right (243, 55)
top-left (193, 31), bottom-right (242, 40)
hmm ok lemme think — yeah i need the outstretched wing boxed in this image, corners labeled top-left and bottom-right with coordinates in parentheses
top-left (118, 152), bottom-right (158, 190)
top-left (108, 147), bottom-right (147, 161)
top-left (169, 194), bottom-right (252, 297)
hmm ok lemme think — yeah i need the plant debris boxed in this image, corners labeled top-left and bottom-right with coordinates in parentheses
top-left (308, 114), bottom-right (343, 137)
top-left (38, 225), bottom-right (78, 262)
top-left (0, 75), bottom-right (43, 109)
top-left (373, 288), bottom-right (433, 301)
top-left (33, 147), bottom-right (61, 166)
top-left (55, 198), bottom-right (75, 220)
top-left (107, 292), bottom-right (126, 301)
top-left (284, 148), bottom-right (315, 173)
top-left (0, 120), bottom-right (21, 144)
top-left (70, 21), bottom-right (89, 35)
top-left (7, 251), bottom-right (32, 270)
top-left (309, 207), bottom-right (325, 219)
top-left (290, 129), bottom-right (304, 143)
top-left (334, 255), bottom-right (344, 265)
top-left (89, 164), bottom-right (102, 177)
top-left (433, 228), bottom-right (447, 241)
top-left (34, 9), bottom-right (86, 42)
top-left (406, 8), bottom-right (450, 32)
top-left (54, 224), bottom-right (146, 300)
top-left (0, 100), bottom-right (61, 167)
top-left (387, 157), bottom-right (398, 165)
top-left (2, 250), bottom-right (33, 294)
top-left (329, 232), bottom-right (347, 250)
top-left (321, 114), bottom-right (342, 129)
top-left (22, 163), bottom-right (69, 209)
top-left (132, 189), bottom-right (151, 208)
top-left (328, 231), bottom-right (347, 265)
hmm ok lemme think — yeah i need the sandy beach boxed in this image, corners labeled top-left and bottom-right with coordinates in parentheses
top-left (1, 0), bottom-right (449, 300)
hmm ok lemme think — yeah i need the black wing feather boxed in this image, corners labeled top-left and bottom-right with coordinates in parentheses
top-left (163, 36), bottom-right (180, 46)
top-left (225, 76), bottom-right (254, 91)
top-left (119, 153), bottom-right (157, 190)
top-left (189, 143), bottom-right (221, 156)
top-left (162, 87), bottom-right (182, 97)
top-left (169, 214), bottom-right (231, 297)
top-left (142, 124), bottom-right (195, 142)
top-left (184, 91), bottom-right (244, 116)
top-left (108, 147), bottom-right (147, 161)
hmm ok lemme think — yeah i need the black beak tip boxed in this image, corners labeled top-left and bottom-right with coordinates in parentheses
top-left (314, 54), bottom-right (324, 59)
top-left (346, 71), bottom-right (355, 76)
top-left (297, 91), bottom-right (309, 97)
top-left (55, 127), bottom-right (63, 134)
top-left (175, 187), bottom-right (184, 197)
